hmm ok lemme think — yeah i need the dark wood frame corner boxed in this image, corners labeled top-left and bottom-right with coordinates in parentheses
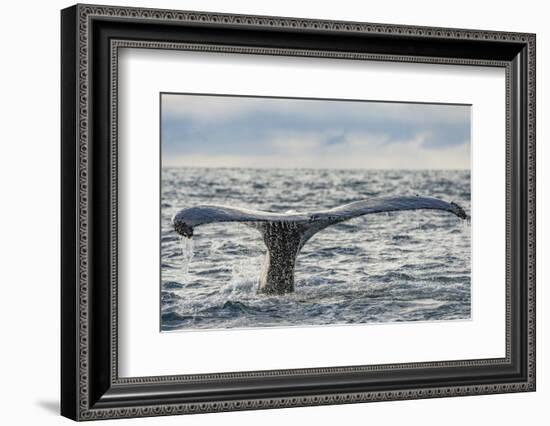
top-left (61, 3), bottom-right (536, 421)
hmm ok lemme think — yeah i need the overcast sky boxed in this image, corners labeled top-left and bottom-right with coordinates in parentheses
top-left (161, 93), bottom-right (470, 170)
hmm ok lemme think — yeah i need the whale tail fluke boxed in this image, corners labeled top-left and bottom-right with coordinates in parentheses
top-left (172, 196), bottom-right (468, 295)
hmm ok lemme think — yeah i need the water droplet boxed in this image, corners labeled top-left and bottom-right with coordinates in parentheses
top-left (179, 236), bottom-right (194, 276)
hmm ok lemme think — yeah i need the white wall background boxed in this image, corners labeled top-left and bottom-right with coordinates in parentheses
top-left (0, 0), bottom-right (546, 424)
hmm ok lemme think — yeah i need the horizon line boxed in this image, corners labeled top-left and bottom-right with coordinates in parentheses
top-left (161, 165), bottom-right (471, 171)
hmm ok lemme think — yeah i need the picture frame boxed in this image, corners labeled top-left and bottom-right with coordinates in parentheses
top-left (61, 3), bottom-right (536, 421)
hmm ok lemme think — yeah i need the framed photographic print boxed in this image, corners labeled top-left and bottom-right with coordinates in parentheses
top-left (61, 4), bottom-right (536, 421)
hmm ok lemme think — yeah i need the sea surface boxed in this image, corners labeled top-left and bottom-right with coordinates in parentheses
top-left (161, 168), bottom-right (471, 331)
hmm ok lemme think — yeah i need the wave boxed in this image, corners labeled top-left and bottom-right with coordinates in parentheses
top-left (161, 168), bottom-right (471, 331)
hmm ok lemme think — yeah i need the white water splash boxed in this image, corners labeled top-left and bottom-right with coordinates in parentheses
top-left (179, 236), bottom-right (194, 276)
top-left (463, 215), bottom-right (472, 231)
top-left (223, 255), bottom-right (263, 297)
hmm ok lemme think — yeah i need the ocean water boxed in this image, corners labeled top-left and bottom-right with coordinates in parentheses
top-left (161, 168), bottom-right (471, 331)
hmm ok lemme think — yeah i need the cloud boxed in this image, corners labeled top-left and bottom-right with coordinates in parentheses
top-left (161, 93), bottom-right (471, 169)
top-left (324, 133), bottom-right (348, 146)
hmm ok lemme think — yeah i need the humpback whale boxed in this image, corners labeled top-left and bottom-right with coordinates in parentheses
top-left (172, 196), bottom-right (468, 295)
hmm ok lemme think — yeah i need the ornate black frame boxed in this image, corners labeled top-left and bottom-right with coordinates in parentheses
top-left (61, 3), bottom-right (536, 421)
